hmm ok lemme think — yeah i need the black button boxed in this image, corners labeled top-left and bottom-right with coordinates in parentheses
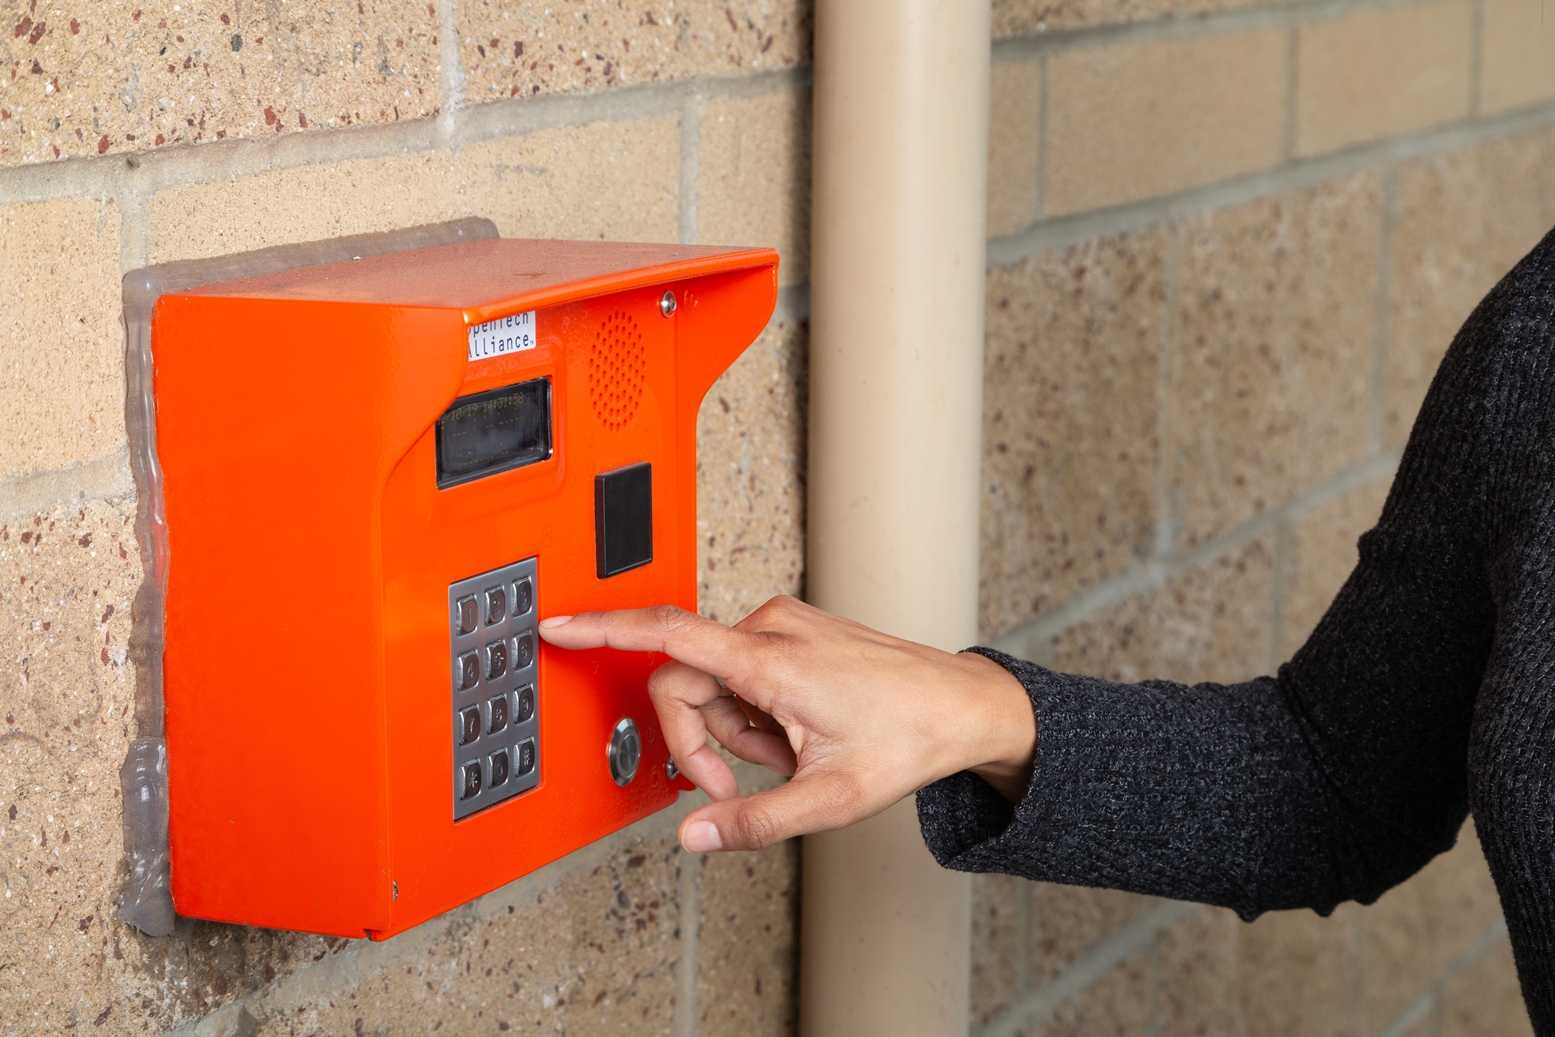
top-left (486, 640), bottom-right (508, 680)
top-left (460, 760), bottom-right (482, 800)
top-left (459, 706), bottom-right (481, 746)
top-left (515, 738), bottom-right (536, 776)
top-left (488, 694), bottom-right (509, 735)
top-left (513, 576), bottom-right (535, 617)
top-left (455, 595), bottom-right (479, 635)
top-left (515, 684), bottom-right (535, 723)
top-left (489, 749), bottom-right (510, 788)
top-left (457, 651), bottom-right (480, 691)
top-left (485, 586), bottom-right (507, 625)
top-left (594, 462), bottom-right (654, 578)
top-left (513, 631), bottom-right (534, 669)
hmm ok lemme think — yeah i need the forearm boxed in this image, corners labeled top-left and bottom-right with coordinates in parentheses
top-left (922, 292), bottom-right (1502, 916)
top-left (921, 512), bottom-right (1493, 914)
top-left (920, 651), bottom-right (1367, 917)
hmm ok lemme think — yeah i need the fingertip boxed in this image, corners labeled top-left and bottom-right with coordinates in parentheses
top-left (536, 618), bottom-right (571, 644)
top-left (680, 819), bottom-right (723, 853)
top-left (538, 615), bottom-right (592, 646)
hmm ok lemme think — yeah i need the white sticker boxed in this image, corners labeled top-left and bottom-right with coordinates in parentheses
top-left (467, 311), bottom-right (537, 361)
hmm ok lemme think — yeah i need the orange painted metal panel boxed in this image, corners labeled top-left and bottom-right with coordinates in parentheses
top-left (153, 240), bottom-right (778, 938)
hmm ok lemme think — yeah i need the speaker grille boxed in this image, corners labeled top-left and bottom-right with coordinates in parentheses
top-left (589, 310), bottom-right (647, 430)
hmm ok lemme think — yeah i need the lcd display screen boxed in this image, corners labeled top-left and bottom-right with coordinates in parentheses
top-left (436, 378), bottom-right (552, 488)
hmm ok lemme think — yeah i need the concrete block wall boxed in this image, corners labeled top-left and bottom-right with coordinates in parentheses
top-left (2, 0), bottom-right (1550, 1034)
top-left (0, 2), bottom-right (807, 1034)
top-left (974, 1), bottom-right (1555, 1034)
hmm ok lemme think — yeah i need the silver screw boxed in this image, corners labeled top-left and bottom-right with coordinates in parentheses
top-left (391, 880), bottom-right (399, 900)
top-left (659, 290), bottom-right (677, 318)
top-left (665, 757), bottom-right (680, 781)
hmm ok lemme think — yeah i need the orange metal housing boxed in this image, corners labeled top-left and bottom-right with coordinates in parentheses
top-left (151, 239), bottom-right (778, 938)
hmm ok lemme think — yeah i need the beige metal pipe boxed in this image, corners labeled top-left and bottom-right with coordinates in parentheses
top-left (800, 1), bottom-right (990, 1033)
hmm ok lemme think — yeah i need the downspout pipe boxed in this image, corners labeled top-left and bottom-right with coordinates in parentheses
top-left (800, 2), bottom-right (990, 1034)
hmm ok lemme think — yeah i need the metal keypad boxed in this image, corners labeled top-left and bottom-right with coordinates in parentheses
top-left (450, 557), bottom-right (541, 819)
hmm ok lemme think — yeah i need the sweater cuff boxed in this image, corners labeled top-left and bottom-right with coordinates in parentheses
top-left (914, 647), bottom-right (1059, 876)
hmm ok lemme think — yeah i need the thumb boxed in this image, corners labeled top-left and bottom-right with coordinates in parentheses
top-left (677, 769), bottom-right (860, 852)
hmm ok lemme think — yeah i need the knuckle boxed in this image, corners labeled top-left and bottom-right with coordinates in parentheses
top-left (643, 603), bottom-right (693, 643)
top-left (743, 595), bottom-right (795, 629)
top-left (769, 594), bottom-right (800, 614)
top-left (648, 604), bottom-right (691, 633)
top-left (735, 806), bottom-right (780, 850)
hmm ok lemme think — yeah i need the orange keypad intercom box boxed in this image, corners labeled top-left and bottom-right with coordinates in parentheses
top-left (151, 239), bottom-right (778, 938)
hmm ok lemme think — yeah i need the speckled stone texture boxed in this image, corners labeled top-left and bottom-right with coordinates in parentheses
top-left (1168, 174), bottom-right (1381, 547)
top-left (1012, 944), bottom-right (1155, 1036)
top-left (697, 84), bottom-right (810, 285)
top-left (1230, 907), bottom-right (1363, 1036)
top-left (0, 197), bottom-right (123, 481)
top-left (0, 1), bottom-right (440, 165)
top-left (992, 0), bottom-right (1265, 35)
top-left (979, 230), bottom-right (1166, 639)
top-left (1353, 825), bottom-right (1505, 1033)
top-left (987, 60), bottom-right (1041, 237)
top-left (696, 317), bottom-right (806, 626)
top-left (1043, 28), bottom-right (1286, 216)
top-left (695, 841), bottom-right (799, 1035)
top-left (1387, 129), bottom-right (1555, 444)
top-left (1482, 0), bottom-right (1555, 115)
top-left (1295, 0), bottom-right (1473, 157)
top-left (1441, 937), bottom-right (1535, 1037)
top-left (970, 874), bottom-right (1026, 1026)
top-left (1, 497), bottom-right (140, 1034)
top-left (456, 0), bottom-right (810, 103)
top-left (1029, 884), bottom-right (1154, 986)
top-left (1279, 475), bottom-right (1390, 657)
top-left (225, 831), bottom-right (685, 1034)
top-left (1155, 908), bottom-right (1248, 1034)
top-left (0, 496), bottom-right (345, 1036)
top-left (147, 114), bottom-right (682, 262)
top-left (1154, 904), bottom-right (1370, 1035)
top-left (1048, 537), bottom-right (1275, 685)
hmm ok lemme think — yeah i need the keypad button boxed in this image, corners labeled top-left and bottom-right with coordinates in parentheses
top-left (459, 706), bottom-right (481, 746)
top-left (513, 631), bottom-right (535, 669)
top-left (457, 651), bottom-right (480, 691)
top-left (489, 748), bottom-right (511, 788)
top-left (485, 586), bottom-right (507, 625)
top-left (485, 640), bottom-right (508, 680)
top-left (460, 760), bottom-right (482, 800)
top-left (454, 595), bottom-right (479, 636)
top-left (515, 684), bottom-right (535, 724)
top-left (515, 738), bottom-right (537, 776)
top-left (513, 577), bottom-right (534, 617)
top-left (488, 693), bottom-right (510, 735)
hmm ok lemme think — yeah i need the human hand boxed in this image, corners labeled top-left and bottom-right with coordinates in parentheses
top-left (537, 596), bottom-right (1035, 853)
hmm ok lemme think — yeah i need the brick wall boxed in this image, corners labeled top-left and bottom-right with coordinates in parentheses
top-left (0, 0), bottom-right (1548, 1034)
top-left (974, 1), bottom-right (1553, 1034)
top-left (0, 2), bottom-right (807, 1034)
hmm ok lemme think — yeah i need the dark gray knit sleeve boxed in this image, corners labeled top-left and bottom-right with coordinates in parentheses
top-left (916, 651), bottom-right (1354, 917)
top-left (917, 243), bottom-right (1502, 922)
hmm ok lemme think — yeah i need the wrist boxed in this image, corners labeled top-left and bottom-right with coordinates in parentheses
top-left (959, 651), bottom-right (1037, 802)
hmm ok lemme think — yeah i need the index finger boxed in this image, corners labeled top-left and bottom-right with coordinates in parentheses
top-left (538, 605), bottom-right (762, 693)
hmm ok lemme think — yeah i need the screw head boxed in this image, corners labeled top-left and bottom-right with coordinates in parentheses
top-left (665, 757), bottom-right (680, 781)
top-left (659, 290), bottom-right (677, 318)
